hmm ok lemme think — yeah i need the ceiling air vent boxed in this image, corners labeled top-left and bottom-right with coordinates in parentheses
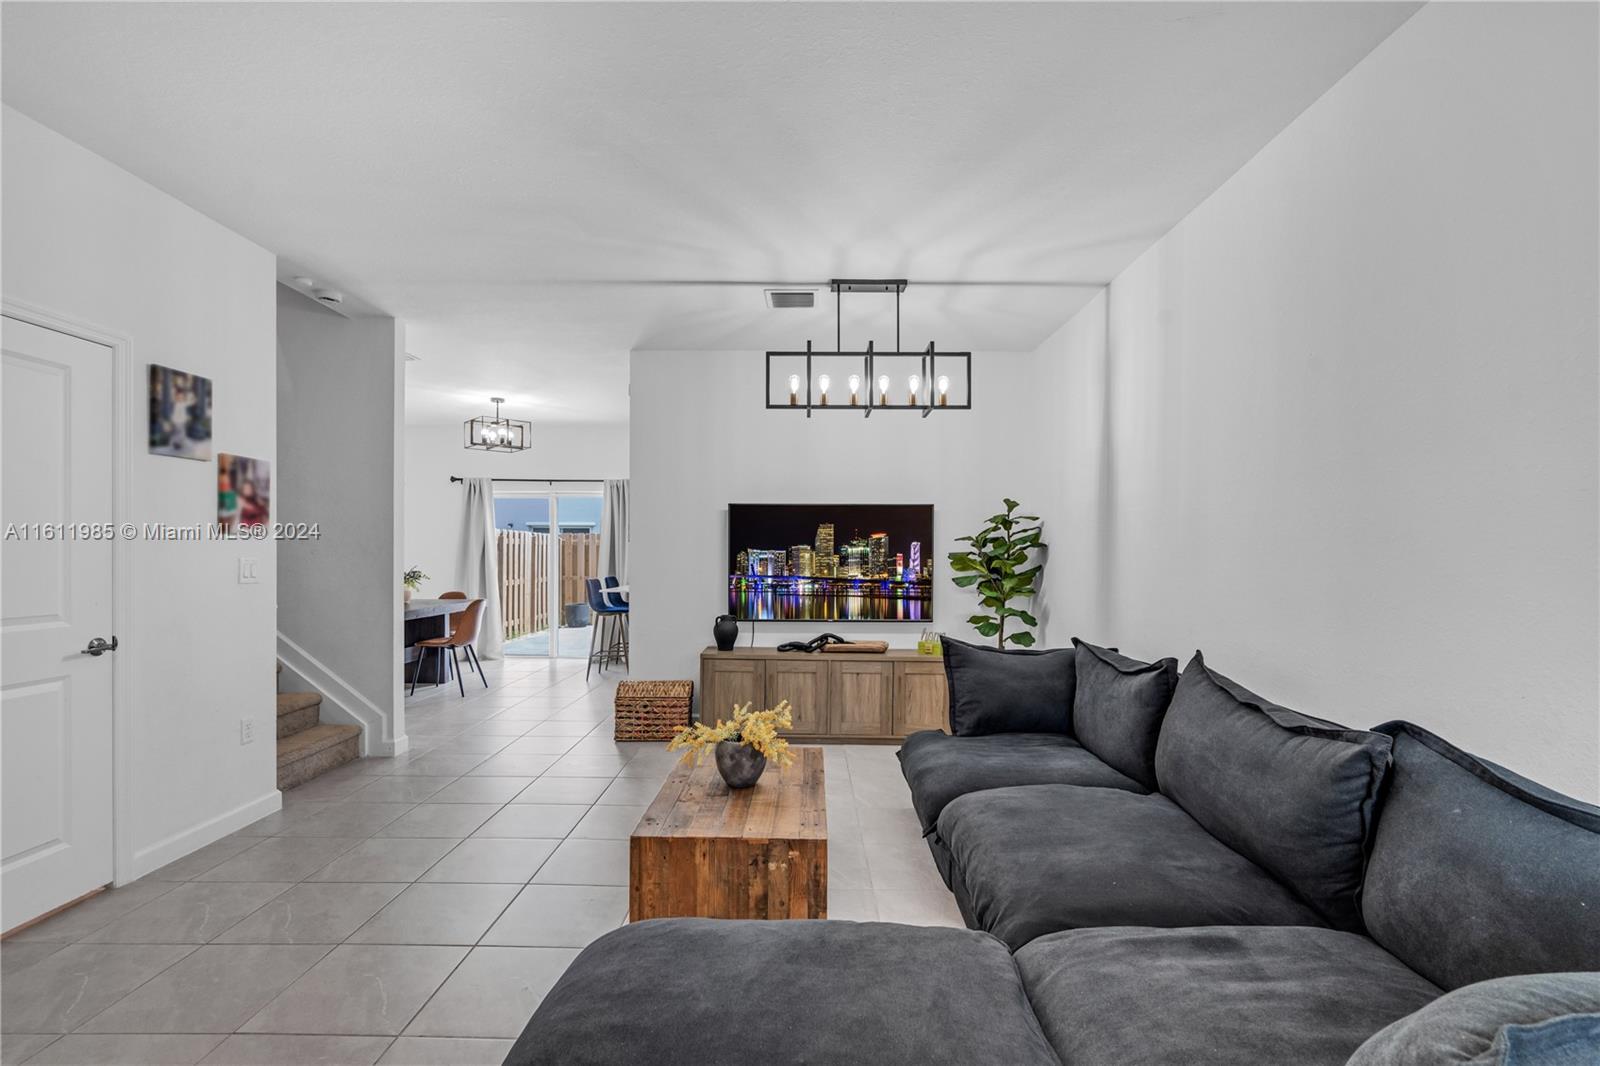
top-left (765, 289), bottom-right (817, 309)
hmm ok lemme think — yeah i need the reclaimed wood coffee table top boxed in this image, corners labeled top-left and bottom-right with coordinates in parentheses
top-left (633, 746), bottom-right (826, 842)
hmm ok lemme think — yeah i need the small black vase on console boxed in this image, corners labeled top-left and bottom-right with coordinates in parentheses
top-left (713, 614), bottom-right (739, 652)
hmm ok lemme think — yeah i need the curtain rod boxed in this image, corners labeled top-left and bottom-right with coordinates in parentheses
top-left (449, 476), bottom-right (609, 484)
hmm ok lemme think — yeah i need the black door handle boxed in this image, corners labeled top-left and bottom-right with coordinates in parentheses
top-left (82, 636), bottom-right (118, 656)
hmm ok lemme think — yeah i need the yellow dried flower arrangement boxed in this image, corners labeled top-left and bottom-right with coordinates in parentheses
top-left (668, 700), bottom-right (796, 768)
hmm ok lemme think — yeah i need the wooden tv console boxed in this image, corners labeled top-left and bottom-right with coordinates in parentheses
top-left (698, 646), bottom-right (949, 742)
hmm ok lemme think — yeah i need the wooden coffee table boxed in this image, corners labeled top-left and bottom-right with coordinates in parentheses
top-left (629, 746), bottom-right (827, 921)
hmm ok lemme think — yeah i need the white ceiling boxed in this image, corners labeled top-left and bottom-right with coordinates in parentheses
top-left (2, 2), bottom-right (1417, 424)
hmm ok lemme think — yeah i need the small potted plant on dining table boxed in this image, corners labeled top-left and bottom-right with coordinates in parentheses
top-left (402, 566), bottom-right (428, 605)
top-left (668, 700), bottom-right (795, 789)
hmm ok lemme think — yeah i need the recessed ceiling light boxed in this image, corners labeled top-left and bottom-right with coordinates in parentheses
top-left (293, 275), bottom-right (315, 287)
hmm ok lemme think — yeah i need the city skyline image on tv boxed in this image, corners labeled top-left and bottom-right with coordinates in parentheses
top-left (728, 503), bottom-right (933, 622)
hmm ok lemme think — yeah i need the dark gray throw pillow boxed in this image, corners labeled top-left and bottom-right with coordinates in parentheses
top-left (942, 637), bottom-right (1075, 736)
top-left (1153, 652), bottom-right (1392, 932)
top-left (1070, 639), bottom-right (1178, 790)
top-left (1360, 722), bottom-right (1600, 990)
top-left (1345, 973), bottom-right (1600, 1066)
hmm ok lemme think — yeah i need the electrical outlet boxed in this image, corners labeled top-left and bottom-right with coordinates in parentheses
top-left (238, 557), bottom-right (259, 584)
top-left (240, 719), bottom-right (254, 745)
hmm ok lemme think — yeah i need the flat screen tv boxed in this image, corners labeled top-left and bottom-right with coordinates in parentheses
top-left (728, 503), bottom-right (933, 622)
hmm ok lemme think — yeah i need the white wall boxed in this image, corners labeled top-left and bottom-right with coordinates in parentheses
top-left (402, 420), bottom-right (629, 594)
top-left (2, 107), bottom-right (281, 877)
top-left (629, 350), bottom-right (1045, 689)
top-left (1032, 3), bottom-right (1599, 798)
top-left (277, 287), bottom-right (406, 754)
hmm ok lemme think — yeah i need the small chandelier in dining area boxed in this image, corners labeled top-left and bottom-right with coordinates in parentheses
top-left (464, 397), bottom-right (532, 452)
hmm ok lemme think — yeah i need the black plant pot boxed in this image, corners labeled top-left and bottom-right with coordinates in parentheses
top-left (713, 614), bottom-right (739, 652)
top-left (715, 740), bottom-right (767, 789)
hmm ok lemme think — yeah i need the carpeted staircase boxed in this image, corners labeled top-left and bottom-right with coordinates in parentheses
top-left (276, 664), bottom-right (360, 789)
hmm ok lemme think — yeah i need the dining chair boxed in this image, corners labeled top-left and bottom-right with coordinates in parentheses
top-left (438, 590), bottom-right (472, 677)
top-left (411, 597), bottom-right (488, 697)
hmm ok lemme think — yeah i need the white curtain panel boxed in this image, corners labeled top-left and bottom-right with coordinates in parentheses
top-left (601, 478), bottom-right (631, 586)
top-left (456, 477), bottom-right (505, 660)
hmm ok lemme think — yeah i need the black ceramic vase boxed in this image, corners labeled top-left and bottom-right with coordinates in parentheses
top-left (714, 740), bottom-right (767, 789)
top-left (713, 614), bottom-right (739, 652)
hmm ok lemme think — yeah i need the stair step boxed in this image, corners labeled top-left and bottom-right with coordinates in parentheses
top-left (276, 692), bottom-right (322, 739)
top-left (277, 723), bottom-right (360, 791)
top-left (277, 692), bottom-right (321, 715)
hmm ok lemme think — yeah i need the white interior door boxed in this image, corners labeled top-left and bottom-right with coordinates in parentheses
top-left (1, 315), bottom-right (117, 931)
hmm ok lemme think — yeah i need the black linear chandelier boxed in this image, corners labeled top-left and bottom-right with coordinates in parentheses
top-left (463, 396), bottom-right (532, 452)
top-left (765, 280), bottom-right (972, 418)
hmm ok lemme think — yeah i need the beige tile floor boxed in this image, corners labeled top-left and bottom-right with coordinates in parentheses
top-left (1, 656), bottom-right (959, 1065)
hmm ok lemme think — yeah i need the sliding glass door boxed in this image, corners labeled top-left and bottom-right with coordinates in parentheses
top-left (492, 493), bottom-right (554, 656)
top-left (553, 495), bottom-right (604, 658)
top-left (493, 487), bottom-right (603, 659)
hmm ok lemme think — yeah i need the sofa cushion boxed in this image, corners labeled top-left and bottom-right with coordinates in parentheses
top-left (941, 637), bottom-right (1076, 736)
top-left (897, 729), bottom-right (1145, 834)
top-left (1153, 652), bottom-right (1391, 931)
top-left (1362, 722), bottom-right (1600, 990)
top-left (939, 783), bottom-right (1324, 949)
top-left (1016, 926), bottom-right (1442, 1066)
top-left (503, 918), bottom-right (1062, 1066)
top-left (1070, 639), bottom-right (1178, 790)
top-left (1345, 972), bottom-right (1600, 1066)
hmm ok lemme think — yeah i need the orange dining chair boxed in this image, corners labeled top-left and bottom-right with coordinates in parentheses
top-left (438, 590), bottom-right (469, 670)
top-left (411, 598), bottom-right (488, 697)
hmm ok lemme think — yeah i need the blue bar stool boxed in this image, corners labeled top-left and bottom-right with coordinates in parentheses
top-left (585, 578), bottom-right (629, 680)
top-left (601, 577), bottom-right (629, 665)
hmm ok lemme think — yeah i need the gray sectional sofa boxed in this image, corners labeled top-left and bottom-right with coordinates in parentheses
top-left (506, 638), bottom-right (1600, 1066)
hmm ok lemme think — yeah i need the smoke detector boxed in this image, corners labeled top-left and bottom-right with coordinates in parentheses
top-left (765, 288), bottom-right (818, 309)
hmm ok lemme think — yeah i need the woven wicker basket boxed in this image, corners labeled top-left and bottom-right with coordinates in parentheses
top-left (614, 680), bottom-right (694, 741)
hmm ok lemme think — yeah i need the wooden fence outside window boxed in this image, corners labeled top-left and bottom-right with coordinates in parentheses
top-left (497, 529), bottom-right (601, 640)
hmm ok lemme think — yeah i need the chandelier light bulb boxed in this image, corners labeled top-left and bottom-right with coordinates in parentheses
top-left (848, 374), bottom-right (861, 406)
top-left (908, 374), bottom-right (921, 405)
top-left (818, 374), bottom-right (830, 406)
top-left (937, 374), bottom-right (951, 406)
top-left (788, 373), bottom-right (800, 406)
top-left (877, 374), bottom-right (890, 406)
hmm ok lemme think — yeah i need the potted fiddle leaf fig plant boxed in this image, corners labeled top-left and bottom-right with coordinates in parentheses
top-left (948, 498), bottom-right (1046, 649)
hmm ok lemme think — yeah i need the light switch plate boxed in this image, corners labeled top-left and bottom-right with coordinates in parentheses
top-left (238, 557), bottom-right (259, 584)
